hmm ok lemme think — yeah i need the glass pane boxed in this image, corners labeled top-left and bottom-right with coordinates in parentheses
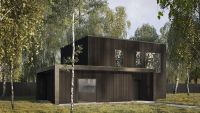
top-left (145, 52), bottom-right (161, 73)
top-left (136, 51), bottom-right (141, 67)
top-left (115, 49), bottom-right (123, 67)
top-left (78, 79), bottom-right (96, 93)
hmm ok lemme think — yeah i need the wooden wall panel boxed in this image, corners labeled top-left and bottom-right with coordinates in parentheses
top-left (105, 74), bottom-right (114, 102)
top-left (52, 36), bottom-right (166, 103)
top-left (46, 70), bottom-right (55, 103)
top-left (59, 70), bottom-right (71, 104)
top-left (87, 36), bottom-right (166, 100)
top-left (101, 72), bottom-right (135, 102)
top-left (88, 36), bottom-right (165, 68)
top-left (39, 68), bottom-right (156, 104)
top-left (96, 73), bottom-right (103, 102)
top-left (61, 37), bottom-right (88, 65)
top-left (36, 69), bottom-right (55, 103)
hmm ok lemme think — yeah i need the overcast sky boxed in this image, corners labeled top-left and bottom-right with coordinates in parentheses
top-left (108, 0), bottom-right (169, 38)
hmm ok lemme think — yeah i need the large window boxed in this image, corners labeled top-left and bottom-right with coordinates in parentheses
top-left (145, 52), bottom-right (161, 73)
top-left (135, 51), bottom-right (161, 73)
top-left (78, 79), bottom-right (96, 93)
top-left (115, 49), bottom-right (123, 67)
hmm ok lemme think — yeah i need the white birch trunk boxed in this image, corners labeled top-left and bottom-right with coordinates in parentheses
top-left (10, 64), bottom-right (14, 109)
top-left (2, 72), bottom-right (7, 97)
top-left (199, 1), bottom-right (200, 24)
top-left (174, 75), bottom-right (179, 94)
top-left (70, 12), bottom-right (75, 113)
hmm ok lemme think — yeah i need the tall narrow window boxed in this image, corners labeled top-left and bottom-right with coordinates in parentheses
top-left (115, 49), bottom-right (123, 67)
top-left (136, 51), bottom-right (141, 67)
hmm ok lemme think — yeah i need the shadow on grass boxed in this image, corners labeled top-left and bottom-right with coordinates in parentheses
top-left (0, 96), bottom-right (51, 104)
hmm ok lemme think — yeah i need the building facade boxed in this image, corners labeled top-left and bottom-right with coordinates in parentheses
top-left (36, 36), bottom-right (166, 104)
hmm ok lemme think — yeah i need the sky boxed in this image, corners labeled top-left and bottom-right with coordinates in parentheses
top-left (108, 0), bottom-right (169, 38)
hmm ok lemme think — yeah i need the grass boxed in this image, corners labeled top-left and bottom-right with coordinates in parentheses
top-left (0, 97), bottom-right (68, 113)
top-left (0, 94), bottom-right (200, 113)
top-left (158, 93), bottom-right (200, 106)
top-left (74, 103), bottom-right (199, 113)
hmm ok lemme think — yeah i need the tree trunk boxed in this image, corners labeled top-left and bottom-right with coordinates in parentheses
top-left (186, 67), bottom-right (190, 96)
top-left (199, 1), bottom-right (200, 25)
top-left (194, 67), bottom-right (198, 84)
top-left (2, 72), bottom-right (7, 97)
top-left (70, 12), bottom-right (75, 113)
top-left (194, 78), bottom-right (198, 84)
top-left (10, 64), bottom-right (14, 109)
top-left (174, 75), bottom-right (179, 94)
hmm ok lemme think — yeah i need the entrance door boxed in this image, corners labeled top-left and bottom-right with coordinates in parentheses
top-left (78, 79), bottom-right (96, 102)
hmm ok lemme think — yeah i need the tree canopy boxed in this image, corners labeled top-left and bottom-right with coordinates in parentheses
top-left (132, 24), bottom-right (158, 42)
top-left (158, 0), bottom-right (200, 66)
top-left (158, 0), bottom-right (200, 84)
top-left (0, 0), bottom-right (131, 82)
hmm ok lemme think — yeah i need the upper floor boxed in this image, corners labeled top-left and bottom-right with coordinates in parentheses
top-left (61, 36), bottom-right (166, 73)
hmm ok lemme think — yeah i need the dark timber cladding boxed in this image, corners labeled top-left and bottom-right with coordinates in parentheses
top-left (37, 36), bottom-right (166, 104)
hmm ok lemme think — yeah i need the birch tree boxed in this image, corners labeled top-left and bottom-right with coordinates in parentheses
top-left (0, 5), bottom-right (15, 97)
top-left (70, 12), bottom-right (75, 113)
top-left (158, 0), bottom-right (200, 95)
top-left (0, 0), bottom-right (47, 109)
top-left (66, 1), bottom-right (78, 112)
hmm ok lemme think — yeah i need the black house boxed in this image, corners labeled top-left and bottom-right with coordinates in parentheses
top-left (36, 36), bottom-right (166, 104)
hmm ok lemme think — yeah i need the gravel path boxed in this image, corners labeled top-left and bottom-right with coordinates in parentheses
top-left (59, 100), bottom-right (200, 109)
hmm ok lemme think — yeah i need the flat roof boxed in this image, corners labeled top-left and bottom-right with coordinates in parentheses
top-left (61, 35), bottom-right (165, 49)
top-left (86, 35), bottom-right (165, 45)
top-left (37, 64), bottom-right (154, 73)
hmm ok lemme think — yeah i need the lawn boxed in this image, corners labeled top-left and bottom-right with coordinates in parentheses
top-left (0, 94), bottom-right (200, 113)
top-left (158, 93), bottom-right (200, 106)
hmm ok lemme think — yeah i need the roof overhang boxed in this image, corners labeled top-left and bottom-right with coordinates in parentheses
top-left (37, 64), bottom-right (154, 73)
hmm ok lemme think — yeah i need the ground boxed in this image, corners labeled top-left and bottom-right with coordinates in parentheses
top-left (158, 93), bottom-right (200, 106)
top-left (0, 93), bottom-right (200, 113)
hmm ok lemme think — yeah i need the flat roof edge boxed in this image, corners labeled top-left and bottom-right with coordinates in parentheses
top-left (37, 64), bottom-right (155, 74)
top-left (36, 65), bottom-right (55, 73)
top-left (55, 64), bottom-right (154, 73)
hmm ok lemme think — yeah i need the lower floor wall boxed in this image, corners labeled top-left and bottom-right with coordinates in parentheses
top-left (36, 70), bottom-right (55, 103)
top-left (58, 70), bottom-right (154, 104)
top-left (3, 82), bottom-right (197, 101)
top-left (2, 83), bottom-right (197, 98)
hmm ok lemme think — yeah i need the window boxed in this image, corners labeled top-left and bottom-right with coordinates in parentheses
top-left (78, 79), bottom-right (96, 93)
top-left (145, 52), bottom-right (161, 73)
top-left (136, 51), bottom-right (141, 67)
top-left (115, 49), bottom-right (123, 67)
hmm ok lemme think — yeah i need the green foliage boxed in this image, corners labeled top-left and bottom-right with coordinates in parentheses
top-left (75, 2), bottom-right (131, 39)
top-left (157, 0), bottom-right (200, 19)
top-left (1, 0), bottom-right (131, 82)
top-left (20, 0), bottom-right (131, 82)
top-left (158, 0), bottom-right (200, 83)
top-left (157, 11), bottom-right (163, 19)
top-left (158, 0), bottom-right (200, 63)
top-left (64, 45), bottom-right (83, 65)
top-left (132, 24), bottom-right (158, 42)
top-left (190, 66), bottom-right (200, 83)
top-left (0, 0), bottom-right (47, 81)
top-left (158, 22), bottom-right (170, 44)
